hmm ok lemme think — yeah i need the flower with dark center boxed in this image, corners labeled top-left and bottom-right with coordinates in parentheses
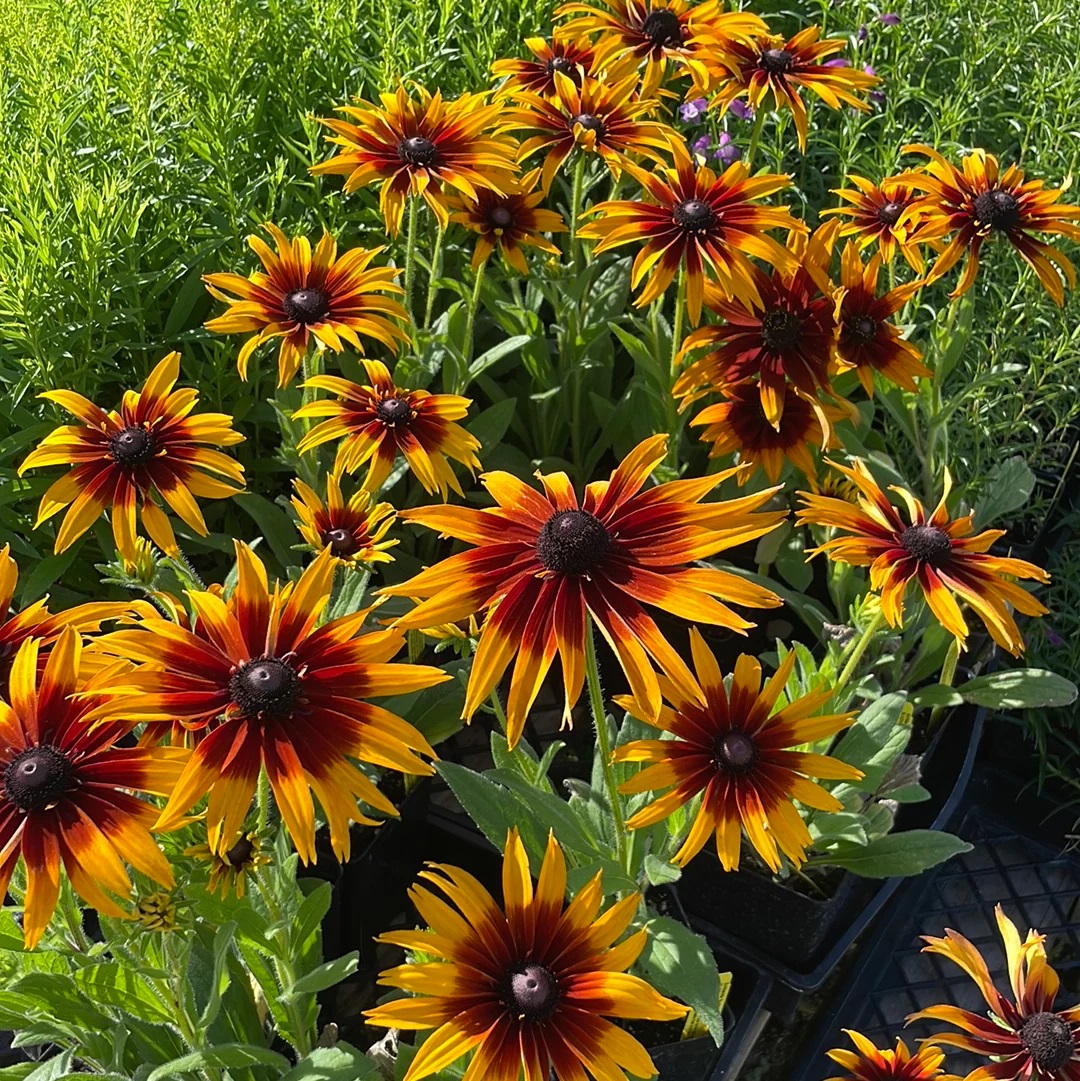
top-left (282, 288), bottom-right (331, 325)
top-left (489, 205), bottom-right (514, 228)
top-left (849, 314), bottom-right (878, 343)
top-left (798, 458), bottom-right (1049, 655)
top-left (912, 905), bottom-right (1080, 1080)
top-left (973, 188), bottom-right (1021, 231)
top-left (582, 134), bottom-right (800, 326)
top-left (3, 745), bottom-right (75, 811)
top-left (398, 135), bottom-right (439, 167)
top-left (900, 524), bottom-right (952, 567)
top-left (225, 835), bottom-right (256, 869)
top-left (492, 36), bottom-right (596, 97)
top-left (673, 198), bottom-right (716, 231)
top-left (0, 627), bottom-right (185, 948)
top-left (502, 963), bottom-right (561, 1020)
top-left (229, 656), bottom-right (302, 718)
top-left (536, 510), bottom-right (612, 576)
top-left (382, 434), bottom-right (785, 750)
top-left (876, 201), bottom-right (905, 225)
top-left (695, 29), bottom-right (879, 151)
top-left (571, 111), bottom-right (605, 137)
top-left (823, 175), bottom-right (932, 272)
top-left (96, 542), bottom-right (448, 864)
top-left (367, 829), bottom-right (688, 1081)
top-left (311, 85), bottom-right (518, 237)
top-left (184, 829), bottom-right (271, 899)
top-left (547, 55), bottom-right (575, 76)
top-left (20, 352), bottom-right (244, 562)
top-left (825, 1031), bottom-right (953, 1081)
top-left (375, 397), bottom-right (413, 426)
top-left (759, 47), bottom-right (793, 74)
top-left (901, 143), bottom-right (1080, 305)
top-left (614, 631), bottom-right (861, 871)
top-left (291, 473), bottom-right (398, 566)
top-left (641, 7), bottom-right (682, 46)
top-left (761, 308), bottom-right (804, 351)
top-left (294, 361), bottom-right (482, 499)
top-left (108, 426), bottom-right (156, 467)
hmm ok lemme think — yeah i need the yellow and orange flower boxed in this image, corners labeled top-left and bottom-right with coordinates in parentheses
top-left (823, 174), bottom-right (937, 273)
top-left (291, 473), bottom-right (398, 566)
top-left (901, 145), bottom-right (1080, 305)
top-left (835, 242), bottom-right (930, 396)
top-left (0, 629), bottom-right (187, 948)
top-left (614, 632), bottom-right (861, 871)
top-left (366, 828), bottom-right (688, 1081)
top-left (825, 1031), bottom-right (958, 1081)
top-left (556, 0), bottom-right (765, 96)
top-left (311, 86), bottom-right (518, 236)
top-left (693, 27), bottom-right (879, 152)
top-left (690, 380), bottom-right (840, 485)
top-left (504, 72), bottom-right (672, 193)
top-left (910, 905), bottom-right (1080, 1080)
top-left (293, 361), bottom-right (481, 498)
top-left (449, 167), bottom-right (567, 274)
top-left (580, 132), bottom-right (802, 324)
top-left (491, 33), bottom-right (601, 98)
top-left (0, 545), bottom-right (132, 688)
top-left (382, 434), bottom-right (784, 749)
top-left (203, 224), bottom-right (410, 388)
top-left (19, 353), bottom-right (245, 563)
top-left (797, 459), bottom-right (1049, 655)
top-left (675, 226), bottom-right (840, 428)
top-left (185, 831), bottom-right (270, 899)
top-left (91, 543), bottom-right (449, 863)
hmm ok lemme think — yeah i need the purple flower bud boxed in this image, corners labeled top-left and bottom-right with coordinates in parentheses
top-left (691, 134), bottom-right (713, 155)
top-left (863, 64), bottom-right (877, 77)
top-left (879, 12), bottom-right (901, 25)
top-left (857, 24), bottom-right (869, 42)
top-left (869, 89), bottom-right (886, 105)
top-left (824, 57), bottom-right (850, 68)
top-left (728, 99), bottom-right (755, 121)
top-left (679, 97), bottom-right (709, 123)
top-left (1047, 625), bottom-right (1065, 647)
top-left (714, 131), bottom-right (741, 166)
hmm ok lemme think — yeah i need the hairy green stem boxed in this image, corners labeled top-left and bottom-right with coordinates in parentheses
top-left (744, 107), bottom-right (766, 173)
top-left (927, 636), bottom-right (961, 732)
top-left (832, 609), bottom-right (886, 701)
top-left (567, 152), bottom-right (587, 266)
top-left (423, 224), bottom-right (446, 330)
top-left (461, 258), bottom-right (487, 388)
top-left (402, 195), bottom-right (420, 326)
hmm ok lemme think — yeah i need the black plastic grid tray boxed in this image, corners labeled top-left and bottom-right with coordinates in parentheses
top-left (792, 765), bottom-right (1080, 1081)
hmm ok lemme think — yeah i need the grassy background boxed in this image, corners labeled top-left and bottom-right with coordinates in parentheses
top-left (0, 0), bottom-right (1078, 759)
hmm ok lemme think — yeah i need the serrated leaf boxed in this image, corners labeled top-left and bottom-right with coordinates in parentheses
top-left (281, 1041), bottom-right (381, 1081)
top-left (821, 830), bottom-right (972, 877)
top-left (288, 952), bottom-right (359, 996)
top-left (145, 1044), bottom-right (290, 1080)
top-left (73, 964), bottom-right (174, 1025)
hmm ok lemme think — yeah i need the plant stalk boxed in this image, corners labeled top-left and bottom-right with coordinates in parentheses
top-left (403, 195), bottom-right (420, 326)
top-left (832, 609), bottom-right (886, 701)
top-left (927, 636), bottom-right (962, 732)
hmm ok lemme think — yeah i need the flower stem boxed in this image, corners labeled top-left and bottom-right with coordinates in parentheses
top-left (744, 107), bottom-right (766, 174)
top-left (256, 768), bottom-right (271, 834)
top-left (488, 685), bottom-right (509, 735)
top-left (461, 258), bottom-right (487, 387)
top-left (568, 152), bottom-right (587, 267)
top-left (666, 268), bottom-right (687, 470)
top-left (168, 546), bottom-right (206, 592)
top-left (423, 224), bottom-right (446, 330)
top-left (927, 636), bottom-right (961, 732)
top-left (584, 622), bottom-right (629, 872)
top-left (832, 609), bottom-right (886, 702)
top-left (403, 195), bottom-right (419, 326)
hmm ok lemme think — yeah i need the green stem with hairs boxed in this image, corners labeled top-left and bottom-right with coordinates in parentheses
top-left (832, 609), bottom-right (886, 702)
top-left (402, 195), bottom-right (420, 326)
top-left (567, 152), bottom-right (587, 267)
top-left (461, 258), bottom-right (487, 389)
top-left (585, 623), bottom-right (629, 873)
top-left (423, 224), bottom-right (446, 330)
top-left (256, 768), bottom-right (271, 835)
top-left (927, 636), bottom-right (962, 733)
top-left (744, 106), bottom-right (767, 174)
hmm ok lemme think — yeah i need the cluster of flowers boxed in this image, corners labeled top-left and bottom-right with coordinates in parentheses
top-left (3, 0), bottom-right (1080, 1078)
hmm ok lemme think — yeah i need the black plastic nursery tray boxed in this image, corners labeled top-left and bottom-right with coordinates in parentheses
top-left (790, 763), bottom-right (1080, 1081)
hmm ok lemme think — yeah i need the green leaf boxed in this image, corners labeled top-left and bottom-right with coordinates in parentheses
top-left (774, 526), bottom-right (813, 592)
top-left (73, 963), bottom-right (174, 1025)
top-left (435, 761), bottom-right (520, 852)
top-left (909, 684), bottom-right (963, 708)
top-left (959, 669), bottom-right (1078, 709)
top-left (643, 854), bottom-right (682, 886)
top-left (289, 951), bottom-right (359, 995)
top-left (973, 456), bottom-right (1036, 528)
top-left (829, 693), bottom-right (911, 788)
top-left (468, 334), bottom-right (532, 380)
top-left (0, 1066), bottom-right (39, 1081)
top-left (233, 492), bottom-right (298, 569)
top-left (22, 1053), bottom-right (75, 1081)
top-left (292, 881), bottom-right (333, 953)
top-left (469, 398), bottom-right (516, 451)
top-left (197, 920), bottom-right (237, 1029)
top-left (281, 1042), bottom-right (381, 1081)
top-left (639, 917), bottom-right (724, 1045)
top-left (146, 1044), bottom-right (291, 1080)
top-left (820, 830), bottom-right (972, 877)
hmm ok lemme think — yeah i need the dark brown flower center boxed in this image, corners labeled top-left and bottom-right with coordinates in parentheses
top-left (973, 188), bottom-right (1021, 231)
top-left (230, 656), bottom-right (301, 717)
top-left (501, 963), bottom-right (561, 1021)
top-left (4, 745), bottom-right (75, 811)
top-left (108, 425), bottom-right (156, 466)
top-left (641, 8), bottom-right (682, 46)
top-left (324, 527), bottom-right (359, 556)
top-left (376, 397), bottom-right (413, 426)
top-left (547, 56), bottom-right (575, 76)
top-left (571, 112), bottom-right (605, 138)
top-left (398, 135), bottom-right (438, 167)
top-left (1020, 1012), bottom-right (1074, 1072)
top-left (673, 199), bottom-right (716, 232)
top-left (761, 308), bottom-right (803, 351)
top-left (848, 314), bottom-right (879, 344)
top-left (225, 836), bottom-right (256, 869)
top-left (282, 289), bottom-right (330, 325)
top-left (759, 48), bottom-right (794, 75)
top-left (489, 206), bottom-right (514, 229)
top-left (536, 510), bottom-right (611, 576)
top-left (713, 731), bottom-right (758, 774)
top-left (900, 525), bottom-right (952, 566)
top-left (876, 200), bottom-right (905, 226)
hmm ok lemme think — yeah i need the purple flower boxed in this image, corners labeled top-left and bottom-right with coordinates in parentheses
top-left (728, 99), bottom-right (755, 121)
top-left (879, 12), bottom-right (901, 25)
top-left (679, 97), bottom-right (708, 123)
top-left (824, 57), bottom-right (850, 68)
top-left (1046, 625), bottom-right (1065, 647)
top-left (691, 134), bottom-right (713, 156)
top-left (857, 24), bottom-right (869, 42)
top-left (864, 64), bottom-right (877, 77)
top-left (715, 131), bottom-right (741, 166)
